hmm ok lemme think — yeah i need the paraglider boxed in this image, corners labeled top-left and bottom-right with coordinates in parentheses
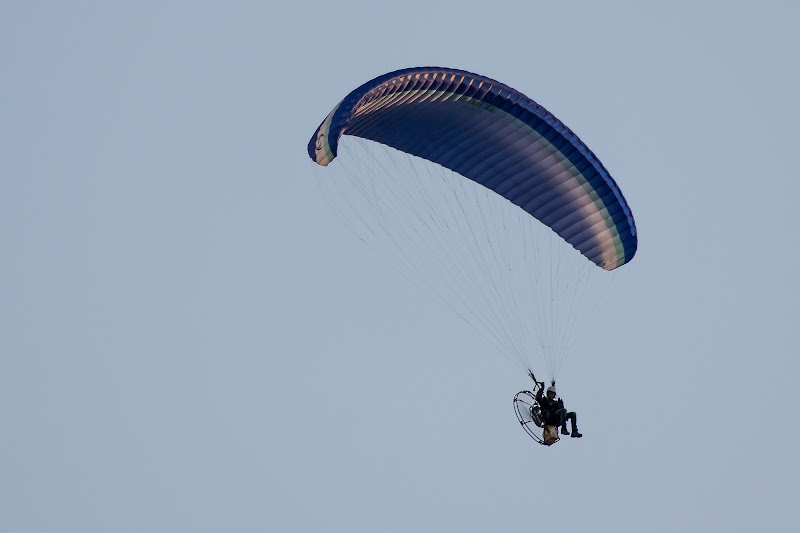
top-left (513, 371), bottom-right (580, 446)
top-left (307, 67), bottom-right (637, 446)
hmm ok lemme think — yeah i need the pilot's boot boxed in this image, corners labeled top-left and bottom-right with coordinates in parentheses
top-left (561, 425), bottom-right (569, 435)
top-left (570, 427), bottom-right (583, 438)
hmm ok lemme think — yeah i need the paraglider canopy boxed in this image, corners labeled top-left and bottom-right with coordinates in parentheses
top-left (308, 66), bottom-right (637, 271)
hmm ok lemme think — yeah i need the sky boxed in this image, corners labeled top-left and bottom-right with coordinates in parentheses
top-left (2, 1), bottom-right (798, 531)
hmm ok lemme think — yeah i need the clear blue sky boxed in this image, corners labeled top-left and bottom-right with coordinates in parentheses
top-left (2, 1), bottom-right (798, 531)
